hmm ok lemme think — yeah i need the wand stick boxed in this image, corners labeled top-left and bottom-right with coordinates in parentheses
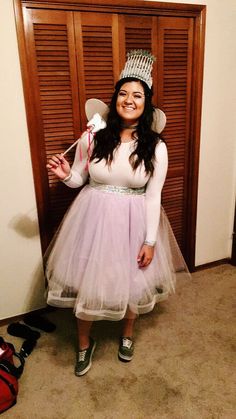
top-left (62, 126), bottom-right (94, 157)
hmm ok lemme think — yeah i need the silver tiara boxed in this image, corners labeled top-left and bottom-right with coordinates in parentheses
top-left (119, 49), bottom-right (156, 89)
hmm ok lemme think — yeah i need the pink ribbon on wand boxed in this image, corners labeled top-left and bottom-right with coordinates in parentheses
top-left (62, 126), bottom-right (95, 157)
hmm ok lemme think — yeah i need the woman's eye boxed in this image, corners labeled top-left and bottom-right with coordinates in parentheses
top-left (118, 91), bottom-right (144, 99)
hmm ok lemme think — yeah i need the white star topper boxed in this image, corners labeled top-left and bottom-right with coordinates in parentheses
top-left (62, 111), bottom-right (107, 157)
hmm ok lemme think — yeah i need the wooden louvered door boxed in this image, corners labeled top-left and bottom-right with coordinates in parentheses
top-left (23, 9), bottom-right (82, 248)
top-left (22, 10), bottom-right (194, 255)
top-left (156, 17), bottom-right (194, 254)
top-left (16, 1), bottom-right (206, 269)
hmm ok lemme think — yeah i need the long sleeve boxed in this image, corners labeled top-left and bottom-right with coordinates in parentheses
top-left (63, 132), bottom-right (91, 188)
top-left (145, 141), bottom-right (168, 243)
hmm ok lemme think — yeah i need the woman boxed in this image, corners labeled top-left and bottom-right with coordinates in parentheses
top-left (46, 51), bottom-right (188, 376)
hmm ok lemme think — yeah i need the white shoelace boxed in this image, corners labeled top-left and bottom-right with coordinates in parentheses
top-left (122, 338), bottom-right (133, 349)
top-left (78, 349), bottom-right (87, 362)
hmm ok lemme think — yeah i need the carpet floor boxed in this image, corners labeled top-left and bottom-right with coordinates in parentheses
top-left (0, 264), bottom-right (235, 419)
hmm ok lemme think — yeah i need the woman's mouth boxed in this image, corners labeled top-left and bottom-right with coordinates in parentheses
top-left (123, 106), bottom-right (135, 111)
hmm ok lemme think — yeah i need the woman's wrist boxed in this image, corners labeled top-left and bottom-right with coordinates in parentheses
top-left (62, 172), bottom-right (72, 182)
top-left (144, 239), bottom-right (156, 247)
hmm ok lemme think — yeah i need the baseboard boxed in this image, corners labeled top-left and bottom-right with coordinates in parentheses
top-left (0, 305), bottom-right (57, 327)
top-left (194, 258), bottom-right (231, 271)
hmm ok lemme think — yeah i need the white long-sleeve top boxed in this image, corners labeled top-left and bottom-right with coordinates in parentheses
top-left (63, 132), bottom-right (168, 243)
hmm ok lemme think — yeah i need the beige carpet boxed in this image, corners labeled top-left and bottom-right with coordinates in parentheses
top-left (1, 264), bottom-right (235, 419)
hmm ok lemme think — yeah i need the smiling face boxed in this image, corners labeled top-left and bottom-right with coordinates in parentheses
top-left (116, 81), bottom-right (145, 125)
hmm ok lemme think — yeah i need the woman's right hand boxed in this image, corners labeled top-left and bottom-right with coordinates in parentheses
top-left (46, 154), bottom-right (71, 180)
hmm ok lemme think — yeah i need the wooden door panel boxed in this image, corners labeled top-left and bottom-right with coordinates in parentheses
top-left (118, 15), bottom-right (158, 102)
top-left (74, 12), bottom-right (117, 127)
top-left (156, 17), bottom-right (194, 249)
top-left (23, 9), bottom-right (81, 245)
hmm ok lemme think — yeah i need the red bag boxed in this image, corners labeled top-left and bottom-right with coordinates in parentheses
top-left (0, 337), bottom-right (24, 414)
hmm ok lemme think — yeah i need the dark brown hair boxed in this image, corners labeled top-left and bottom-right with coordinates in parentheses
top-left (90, 77), bottom-right (161, 175)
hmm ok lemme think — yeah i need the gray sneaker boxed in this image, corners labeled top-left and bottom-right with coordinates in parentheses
top-left (75, 337), bottom-right (96, 376)
top-left (118, 337), bottom-right (134, 362)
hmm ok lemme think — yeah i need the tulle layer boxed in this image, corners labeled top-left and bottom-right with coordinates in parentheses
top-left (46, 184), bottom-right (190, 321)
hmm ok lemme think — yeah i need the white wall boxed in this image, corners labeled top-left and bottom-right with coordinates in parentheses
top-left (0, 0), bottom-right (45, 320)
top-left (0, 0), bottom-right (235, 319)
top-left (194, 0), bottom-right (236, 264)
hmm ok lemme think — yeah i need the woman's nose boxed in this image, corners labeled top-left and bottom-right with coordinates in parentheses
top-left (124, 94), bottom-right (133, 103)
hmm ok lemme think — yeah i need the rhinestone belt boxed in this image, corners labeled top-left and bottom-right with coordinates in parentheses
top-left (89, 179), bottom-right (145, 195)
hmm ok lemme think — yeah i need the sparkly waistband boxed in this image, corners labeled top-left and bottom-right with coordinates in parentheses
top-left (89, 179), bottom-right (145, 195)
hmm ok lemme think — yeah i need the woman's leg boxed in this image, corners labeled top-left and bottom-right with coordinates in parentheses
top-left (121, 308), bottom-right (136, 337)
top-left (119, 308), bottom-right (136, 362)
top-left (75, 318), bottom-right (96, 376)
top-left (76, 319), bottom-right (93, 350)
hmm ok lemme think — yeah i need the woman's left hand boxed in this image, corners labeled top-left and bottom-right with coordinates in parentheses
top-left (137, 244), bottom-right (155, 268)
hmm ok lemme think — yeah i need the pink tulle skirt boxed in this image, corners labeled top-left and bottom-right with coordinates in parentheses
top-left (46, 182), bottom-right (190, 321)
